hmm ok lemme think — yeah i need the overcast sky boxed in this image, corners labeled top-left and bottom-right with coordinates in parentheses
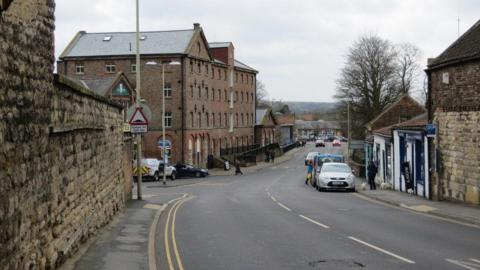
top-left (55, 0), bottom-right (479, 102)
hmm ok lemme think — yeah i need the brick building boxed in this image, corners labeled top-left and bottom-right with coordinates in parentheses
top-left (426, 19), bottom-right (480, 204)
top-left (58, 23), bottom-right (258, 167)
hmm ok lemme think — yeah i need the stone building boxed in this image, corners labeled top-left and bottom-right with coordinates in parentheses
top-left (58, 24), bottom-right (258, 167)
top-left (0, 1), bottom-right (131, 269)
top-left (255, 108), bottom-right (277, 146)
top-left (426, 19), bottom-right (480, 205)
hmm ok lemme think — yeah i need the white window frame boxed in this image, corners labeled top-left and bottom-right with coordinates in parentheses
top-left (164, 82), bottom-right (172, 97)
top-left (131, 64), bottom-right (137, 73)
top-left (105, 63), bottom-right (116, 73)
top-left (165, 112), bottom-right (173, 128)
top-left (75, 63), bottom-right (84, 75)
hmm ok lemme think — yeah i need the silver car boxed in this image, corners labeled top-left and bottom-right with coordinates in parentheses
top-left (316, 162), bottom-right (355, 192)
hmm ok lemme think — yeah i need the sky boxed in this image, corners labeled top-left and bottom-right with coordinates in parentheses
top-left (55, 0), bottom-right (479, 102)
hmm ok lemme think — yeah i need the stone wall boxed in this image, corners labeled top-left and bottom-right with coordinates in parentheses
top-left (0, 1), bottom-right (130, 269)
top-left (430, 61), bottom-right (480, 205)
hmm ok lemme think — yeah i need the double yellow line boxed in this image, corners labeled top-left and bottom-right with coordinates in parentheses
top-left (164, 196), bottom-right (192, 270)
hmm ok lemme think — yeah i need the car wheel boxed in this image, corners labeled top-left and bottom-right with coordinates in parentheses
top-left (154, 172), bottom-right (159, 181)
top-left (195, 172), bottom-right (201, 178)
top-left (348, 188), bottom-right (356, 192)
top-left (170, 172), bottom-right (176, 181)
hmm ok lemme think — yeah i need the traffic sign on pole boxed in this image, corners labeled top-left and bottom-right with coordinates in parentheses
top-left (129, 107), bottom-right (148, 133)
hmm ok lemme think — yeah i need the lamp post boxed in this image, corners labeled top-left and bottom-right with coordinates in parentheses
top-left (145, 60), bottom-right (181, 185)
top-left (135, 0), bottom-right (142, 200)
top-left (347, 91), bottom-right (351, 163)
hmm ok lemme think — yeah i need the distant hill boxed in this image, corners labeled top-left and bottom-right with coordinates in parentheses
top-left (283, 101), bottom-right (339, 114)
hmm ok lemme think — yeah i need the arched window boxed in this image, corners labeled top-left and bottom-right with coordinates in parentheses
top-left (241, 92), bottom-right (244, 103)
top-left (198, 86), bottom-right (201, 98)
top-left (218, 89), bottom-right (221, 101)
top-left (241, 113), bottom-right (244, 126)
top-left (198, 112), bottom-right (202, 128)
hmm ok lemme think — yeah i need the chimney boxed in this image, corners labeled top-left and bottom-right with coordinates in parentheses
top-left (193, 23), bottom-right (200, 30)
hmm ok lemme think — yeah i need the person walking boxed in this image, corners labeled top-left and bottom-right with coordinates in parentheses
top-left (235, 160), bottom-right (243, 175)
top-left (367, 161), bottom-right (377, 190)
top-left (306, 161), bottom-right (313, 185)
top-left (270, 151), bottom-right (275, 163)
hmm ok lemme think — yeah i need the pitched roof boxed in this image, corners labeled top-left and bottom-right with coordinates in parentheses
top-left (64, 72), bottom-right (133, 97)
top-left (234, 59), bottom-right (257, 72)
top-left (428, 19), bottom-right (480, 69)
top-left (209, 42), bottom-right (232, 48)
top-left (373, 113), bottom-right (428, 137)
top-left (366, 94), bottom-right (425, 130)
top-left (256, 109), bottom-right (268, 125)
top-left (60, 30), bottom-right (195, 58)
top-left (275, 114), bottom-right (295, 126)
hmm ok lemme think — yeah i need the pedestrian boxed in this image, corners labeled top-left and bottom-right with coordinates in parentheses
top-left (235, 160), bottom-right (243, 175)
top-left (367, 161), bottom-right (377, 190)
top-left (306, 161), bottom-right (313, 185)
top-left (265, 150), bottom-right (270, 162)
top-left (270, 151), bottom-right (275, 163)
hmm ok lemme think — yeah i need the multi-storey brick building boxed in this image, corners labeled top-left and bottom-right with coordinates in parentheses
top-left (58, 23), bottom-right (258, 167)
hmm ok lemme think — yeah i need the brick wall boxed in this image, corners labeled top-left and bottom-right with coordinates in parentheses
top-left (369, 96), bottom-right (426, 131)
top-left (430, 61), bottom-right (480, 205)
top-left (0, 1), bottom-right (130, 269)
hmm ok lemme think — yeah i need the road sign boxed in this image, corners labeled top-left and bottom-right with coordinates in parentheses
top-left (129, 107), bottom-right (148, 133)
top-left (122, 123), bottom-right (131, 133)
top-left (426, 123), bottom-right (436, 137)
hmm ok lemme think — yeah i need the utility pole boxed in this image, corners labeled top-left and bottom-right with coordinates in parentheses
top-left (135, 0), bottom-right (142, 200)
top-left (162, 63), bottom-right (167, 185)
top-left (347, 96), bottom-right (351, 163)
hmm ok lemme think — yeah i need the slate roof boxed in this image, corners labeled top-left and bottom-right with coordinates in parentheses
top-left (256, 109), bottom-right (268, 125)
top-left (428, 19), bottom-right (480, 69)
top-left (209, 42), bottom-right (231, 48)
top-left (373, 113), bottom-right (428, 137)
top-left (234, 59), bottom-right (257, 72)
top-left (60, 30), bottom-right (195, 58)
top-left (81, 77), bottom-right (117, 96)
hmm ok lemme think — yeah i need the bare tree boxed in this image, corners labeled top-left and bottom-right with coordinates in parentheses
top-left (335, 35), bottom-right (402, 136)
top-left (395, 43), bottom-right (421, 94)
top-left (256, 80), bottom-right (269, 107)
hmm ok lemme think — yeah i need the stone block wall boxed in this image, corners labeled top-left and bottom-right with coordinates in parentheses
top-left (429, 61), bottom-right (480, 205)
top-left (0, 1), bottom-right (130, 269)
top-left (434, 110), bottom-right (480, 204)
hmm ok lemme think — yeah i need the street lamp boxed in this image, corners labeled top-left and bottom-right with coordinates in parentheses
top-left (146, 60), bottom-right (181, 185)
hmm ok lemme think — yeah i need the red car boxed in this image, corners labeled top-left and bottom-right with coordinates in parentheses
top-left (332, 139), bottom-right (341, 147)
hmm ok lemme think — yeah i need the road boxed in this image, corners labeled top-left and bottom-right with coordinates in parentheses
top-left (151, 143), bottom-right (480, 270)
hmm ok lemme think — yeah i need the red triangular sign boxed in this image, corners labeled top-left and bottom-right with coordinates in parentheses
top-left (129, 107), bottom-right (149, 125)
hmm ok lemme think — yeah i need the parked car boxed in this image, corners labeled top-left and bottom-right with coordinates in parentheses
top-left (316, 162), bottom-right (355, 192)
top-left (311, 153), bottom-right (345, 186)
top-left (174, 164), bottom-right (209, 178)
top-left (315, 139), bottom-right (325, 147)
top-left (332, 139), bottom-right (341, 146)
top-left (325, 136), bottom-right (335, 142)
top-left (305, 152), bottom-right (319, 166)
top-left (132, 158), bottom-right (177, 181)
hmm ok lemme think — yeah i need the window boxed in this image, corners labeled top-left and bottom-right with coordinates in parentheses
top-left (197, 42), bottom-right (201, 53)
top-left (241, 74), bottom-right (244, 83)
top-left (225, 113), bottom-right (228, 127)
top-left (224, 90), bottom-right (227, 101)
top-left (241, 92), bottom-right (244, 103)
top-left (198, 112), bottom-right (202, 128)
top-left (206, 112), bottom-right (209, 127)
top-left (241, 113), bottom-right (244, 126)
top-left (218, 113), bottom-right (222, 127)
top-left (190, 86), bottom-right (194, 98)
top-left (246, 92), bottom-right (249, 103)
top-left (206, 64), bottom-right (209, 75)
top-left (212, 113), bottom-right (216, 127)
top-left (131, 64), bottom-right (137, 73)
top-left (206, 87), bottom-right (209, 99)
top-left (190, 112), bottom-right (194, 128)
top-left (103, 36), bottom-right (112, 41)
top-left (251, 93), bottom-right (253, 103)
top-left (197, 62), bottom-right (201, 73)
top-left (140, 35), bottom-right (147, 41)
top-left (211, 67), bottom-right (214, 78)
top-left (235, 72), bottom-right (238, 83)
top-left (190, 60), bottom-right (193, 73)
top-left (164, 82), bottom-right (172, 97)
top-left (235, 113), bottom-right (239, 127)
top-left (105, 63), bottom-right (116, 73)
top-left (165, 112), bottom-right (172, 128)
top-left (198, 86), bottom-right (201, 99)
top-left (112, 83), bottom-right (129, 96)
top-left (235, 91), bottom-right (238, 103)
top-left (224, 70), bottom-right (227, 81)
top-left (75, 63), bottom-right (84, 75)
top-left (218, 89), bottom-right (221, 101)
top-left (212, 89), bottom-right (215, 101)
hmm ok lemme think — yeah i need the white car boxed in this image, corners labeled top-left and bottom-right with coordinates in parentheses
top-left (316, 162), bottom-right (355, 192)
top-left (133, 158), bottom-right (177, 181)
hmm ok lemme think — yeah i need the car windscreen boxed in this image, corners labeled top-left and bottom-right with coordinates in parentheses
top-left (322, 164), bottom-right (351, 173)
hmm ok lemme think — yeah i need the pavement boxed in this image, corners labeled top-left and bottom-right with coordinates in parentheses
top-left (355, 178), bottom-right (480, 227)
top-left (64, 142), bottom-right (480, 270)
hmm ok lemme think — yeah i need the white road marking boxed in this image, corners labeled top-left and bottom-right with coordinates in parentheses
top-left (271, 196), bottom-right (277, 202)
top-left (446, 259), bottom-right (480, 270)
top-left (348, 236), bottom-right (415, 264)
top-left (277, 202), bottom-right (291, 211)
top-left (298, 214), bottom-right (330, 229)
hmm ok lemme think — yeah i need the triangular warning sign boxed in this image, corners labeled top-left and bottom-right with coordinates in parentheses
top-left (129, 107), bottom-right (149, 125)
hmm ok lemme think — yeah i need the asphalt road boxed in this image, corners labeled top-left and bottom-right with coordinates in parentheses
top-left (153, 143), bottom-right (480, 270)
